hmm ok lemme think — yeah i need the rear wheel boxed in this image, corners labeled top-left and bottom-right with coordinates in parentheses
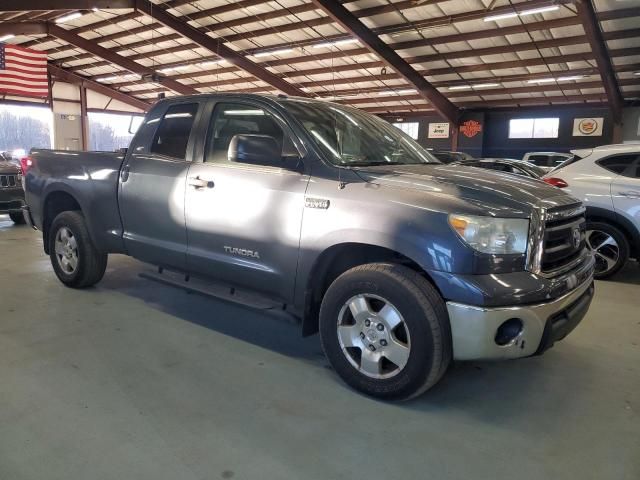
top-left (585, 221), bottom-right (629, 279)
top-left (319, 263), bottom-right (451, 400)
top-left (9, 212), bottom-right (25, 224)
top-left (49, 211), bottom-right (108, 288)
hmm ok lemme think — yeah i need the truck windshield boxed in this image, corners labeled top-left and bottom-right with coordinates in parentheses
top-left (281, 100), bottom-right (439, 166)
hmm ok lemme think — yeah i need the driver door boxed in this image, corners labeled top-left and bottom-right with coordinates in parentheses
top-left (185, 101), bottom-right (309, 302)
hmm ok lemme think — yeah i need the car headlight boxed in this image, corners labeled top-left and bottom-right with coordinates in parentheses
top-left (449, 214), bottom-right (529, 255)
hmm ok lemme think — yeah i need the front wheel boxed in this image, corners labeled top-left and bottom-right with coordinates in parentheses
top-left (585, 221), bottom-right (629, 279)
top-left (319, 263), bottom-right (451, 400)
top-left (49, 211), bottom-right (108, 288)
top-left (9, 212), bottom-right (25, 224)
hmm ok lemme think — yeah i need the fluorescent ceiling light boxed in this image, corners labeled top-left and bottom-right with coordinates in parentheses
top-left (528, 78), bottom-right (557, 83)
top-left (97, 76), bottom-right (119, 82)
top-left (158, 65), bottom-right (190, 73)
top-left (519, 5), bottom-right (560, 16)
top-left (0, 34), bottom-right (15, 42)
top-left (473, 83), bottom-right (500, 88)
top-left (198, 60), bottom-right (224, 67)
top-left (448, 85), bottom-right (472, 90)
top-left (378, 89), bottom-right (415, 96)
top-left (312, 38), bottom-right (359, 49)
top-left (633, 72), bottom-right (640, 76)
top-left (254, 48), bottom-right (293, 58)
top-left (557, 75), bottom-right (584, 81)
top-left (55, 12), bottom-right (83, 23)
top-left (483, 12), bottom-right (518, 22)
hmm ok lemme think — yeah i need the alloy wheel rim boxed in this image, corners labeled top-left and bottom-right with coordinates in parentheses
top-left (337, 294), bottom-right (411, 379)
top-left (54, 227), bottom-right (79, 274)
top-left (585, 229), bottom-right (620, 275)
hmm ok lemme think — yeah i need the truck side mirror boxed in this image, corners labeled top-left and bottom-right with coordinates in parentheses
top-left (228, 134), bottom-right (300, 170)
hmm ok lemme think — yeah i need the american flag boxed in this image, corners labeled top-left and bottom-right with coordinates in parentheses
top-left (0, 43), bottom-right (48, 97)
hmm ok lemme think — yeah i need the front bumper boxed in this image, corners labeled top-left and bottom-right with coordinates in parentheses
top-left (447, 276), bottom-right (594, 361)
top-left (0, 187), bottom-right (24, 213)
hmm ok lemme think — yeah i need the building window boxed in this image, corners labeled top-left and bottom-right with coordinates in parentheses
top-left (393, 122), bottom-right (419, 140)
top-left (89, 112), bottom-right (144, 151)
top-left (0, 104), bottom-right (52, 159)
top-left (509, 118), bottom-right (559, 139)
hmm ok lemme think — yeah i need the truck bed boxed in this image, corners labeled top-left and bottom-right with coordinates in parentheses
top-left (25, 149), bottom-right (127, 254)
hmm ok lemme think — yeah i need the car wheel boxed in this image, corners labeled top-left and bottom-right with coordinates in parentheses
top-left (49, 211), bottom-right (108, 288)
top-left (319, 263), bottom-right (452, 400)
top-left (9, 212), bottom-right (25, 224)
top-left (585, 221), bottom-right (629, 279)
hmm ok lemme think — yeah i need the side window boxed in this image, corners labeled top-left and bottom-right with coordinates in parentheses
top-left (552, 155), bottom-right (567, 166)
top-left (206, 103), bottom-right (290, 163)
top-left (150, 103), bottom-right (199, 160)
top-left (597, 155), bottom-right (639, 176)
top-left (527, 155), bottom-right (549, 167)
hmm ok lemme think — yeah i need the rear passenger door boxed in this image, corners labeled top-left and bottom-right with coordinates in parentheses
top-left (604, 155), bottom-right (640, 229)
top-left (119, 101), bottom-right (204, 270)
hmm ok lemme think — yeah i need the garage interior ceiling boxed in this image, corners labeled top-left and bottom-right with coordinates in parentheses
top-left (0, 0), bottom-right (639, 117)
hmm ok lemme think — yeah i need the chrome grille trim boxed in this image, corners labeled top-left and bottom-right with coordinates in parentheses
top-left (0, 174), bottom-right (18, 188)
top-left (526, 202), bottom-right (587, 277)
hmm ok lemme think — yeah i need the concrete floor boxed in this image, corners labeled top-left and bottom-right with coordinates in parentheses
top-left (0, 214), bottom-right (638, 480)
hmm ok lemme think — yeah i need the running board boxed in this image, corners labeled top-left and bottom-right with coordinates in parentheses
top-left (139, 268), bottom-right (289, 314)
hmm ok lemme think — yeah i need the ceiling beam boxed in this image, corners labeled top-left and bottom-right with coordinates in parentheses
top-left (133, 0), bottom-right (307, 97)
top-left (0, 21), bottom-right (47, 36)
top-left (362, 93), bottom-right (616, 114)
top-left (48, 64), bottom-right (150, 111)
top-left (47, 22), bottom-right (197, 96)
top-left (575, 0), bottom-right (624, 122)
top-left (0, 0), bottom-right (133, 11)
top-left (309, 0), bottom-right (459, 123)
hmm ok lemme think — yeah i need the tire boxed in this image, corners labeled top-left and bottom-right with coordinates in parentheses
top-left (49, 210), bottom-right (108, 288)
top-left (586, 221), bottom-right (629, 279)
top-left (9, 212), bottom-right (25, 224)
top-left (319, 263), bottom-right (452, 401)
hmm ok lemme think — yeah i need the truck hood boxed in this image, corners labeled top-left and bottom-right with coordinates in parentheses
top-left (0, 161), bottom-right (20, 174)
top-left (353, 163), bottom-right (577, 216)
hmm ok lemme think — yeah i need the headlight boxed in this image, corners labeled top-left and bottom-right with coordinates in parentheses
top-left (449, 214), bottom-right (529, 255)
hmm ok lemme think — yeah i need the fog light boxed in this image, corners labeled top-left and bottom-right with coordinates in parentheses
top-left (495, 318), bottom-right (523, 346)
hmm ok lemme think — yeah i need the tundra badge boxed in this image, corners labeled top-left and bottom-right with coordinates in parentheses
top-left (224, 246), bottom-right (260, 259)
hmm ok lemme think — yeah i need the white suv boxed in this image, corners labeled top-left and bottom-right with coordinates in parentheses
top-left (543, 144), bottom-right (640, 279)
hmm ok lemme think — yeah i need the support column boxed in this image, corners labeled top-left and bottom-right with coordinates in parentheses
top-left (79, 85), bottom-right (88, 151)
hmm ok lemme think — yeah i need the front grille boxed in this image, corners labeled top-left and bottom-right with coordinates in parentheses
top-left (541, 205), bottom-right (586, 273)
top-left (0, 174), bottom-right (17, 188)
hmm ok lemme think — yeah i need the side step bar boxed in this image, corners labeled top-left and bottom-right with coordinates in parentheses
top-left (139, 268), bottom-right (298, 322)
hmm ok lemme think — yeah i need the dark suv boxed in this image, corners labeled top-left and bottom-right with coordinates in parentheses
top-left (0, 159), bottom-right (25, 224)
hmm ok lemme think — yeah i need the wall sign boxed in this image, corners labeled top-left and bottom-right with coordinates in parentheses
top-left (460, 120), bottom-right (482, 138)
top-left (573, 117), bottom-right (603, 136)
top-left (428, 122), bottom-right (450, 138)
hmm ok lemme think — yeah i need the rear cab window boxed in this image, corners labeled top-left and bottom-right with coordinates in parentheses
top-left (149, 103), bottom-right (199, 160)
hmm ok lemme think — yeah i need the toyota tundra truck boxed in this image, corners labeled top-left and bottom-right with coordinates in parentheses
top-left (22, 94), bottom-right (595, 399)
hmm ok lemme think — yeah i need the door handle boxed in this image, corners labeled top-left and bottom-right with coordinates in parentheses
top-left (188, 176), bottom-right (214, 189)
top-left (618, 190), bottom-right (640, 198)
top-left (120, 164), bottom-right (130, 183)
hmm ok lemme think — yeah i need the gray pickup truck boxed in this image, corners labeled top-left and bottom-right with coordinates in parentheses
top-left (23, 94), bottom-right (595, 399)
